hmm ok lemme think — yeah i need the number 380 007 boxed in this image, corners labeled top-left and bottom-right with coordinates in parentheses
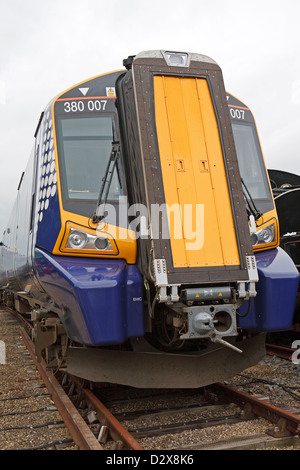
top-left (63, 100), bottom-right (107, 113)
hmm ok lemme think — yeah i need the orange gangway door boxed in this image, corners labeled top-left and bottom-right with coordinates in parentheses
top-left (153, 75), bottom-right (240, 269)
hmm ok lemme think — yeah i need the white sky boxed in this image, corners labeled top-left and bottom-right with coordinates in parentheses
top-left (1, 0), bottom-right (300, 236)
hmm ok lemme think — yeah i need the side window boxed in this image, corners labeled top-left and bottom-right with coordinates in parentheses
top-left (30, 144), bottom-right (39, 232)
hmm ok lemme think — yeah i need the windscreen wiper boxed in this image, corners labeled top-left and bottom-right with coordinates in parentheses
top-left (241, 178), bottom-right (262, 221)
top-left (92, 141), bottom-right (122, 224)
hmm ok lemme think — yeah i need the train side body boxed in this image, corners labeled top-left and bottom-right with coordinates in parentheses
top-left (1, 149), bottom-right (36, 292)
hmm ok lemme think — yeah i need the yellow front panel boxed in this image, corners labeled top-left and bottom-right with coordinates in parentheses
top-left (154, 76), bottom-right (240, 268)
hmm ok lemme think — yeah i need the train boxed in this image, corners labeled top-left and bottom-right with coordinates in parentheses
top-left (267, 168), bottom-right (300, 326)
top-left (0, 50), bottom-right (299, 388)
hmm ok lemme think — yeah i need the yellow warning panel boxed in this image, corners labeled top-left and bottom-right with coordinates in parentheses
top-left (153, 75), bottom-right (240, 268)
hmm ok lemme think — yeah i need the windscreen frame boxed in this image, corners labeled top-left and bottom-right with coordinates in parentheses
top-left (231, 119), bottom-right (273, 214)
top-left (228, 94), bottom-right (274, 216)
top-left (55, 111), bottom-right (127, 218)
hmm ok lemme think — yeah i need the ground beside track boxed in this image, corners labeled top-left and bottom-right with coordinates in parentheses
top-left (0, 310), bottom-right (76, 450)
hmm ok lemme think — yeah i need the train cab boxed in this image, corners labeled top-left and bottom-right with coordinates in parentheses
top-left (228, 93), bottom-right (278, 250)
top-left (227, 93), bottom-right (299, 331)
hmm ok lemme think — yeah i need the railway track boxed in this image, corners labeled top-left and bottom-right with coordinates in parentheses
top-left (80, 380), bottom-right (300, 450)
top-left (1, 308), bottom-right (300, 451)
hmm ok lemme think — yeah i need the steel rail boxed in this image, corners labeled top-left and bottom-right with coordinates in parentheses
top-left (211, 382), bottom-right (300, 437)
top-left (3, 305), bottom-right (33, 330)
top-left (77, 386), bottom-right (144, 450)
top-left (20, 328), bottom-right (103, 450)
top-left (266, 343), bottom-right (293, 361)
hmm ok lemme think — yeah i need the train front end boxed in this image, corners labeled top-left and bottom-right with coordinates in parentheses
top-left (32, 51), bottom-right (267, 387)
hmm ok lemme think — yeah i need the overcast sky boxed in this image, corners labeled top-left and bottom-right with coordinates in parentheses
top-left (1, 0), bottom-right (300, 236)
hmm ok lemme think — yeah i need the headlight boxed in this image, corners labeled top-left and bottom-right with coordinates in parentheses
top-left (251, 223), bottom-right (275, 246)
top-left (94, 237), bottom-right (109, 250)
top-left (66, 228), bottom-right (113, 251)
top-left (164, 51), bottom-right (189, 67)
top-left (67, 230), bottom-right (88, 249)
